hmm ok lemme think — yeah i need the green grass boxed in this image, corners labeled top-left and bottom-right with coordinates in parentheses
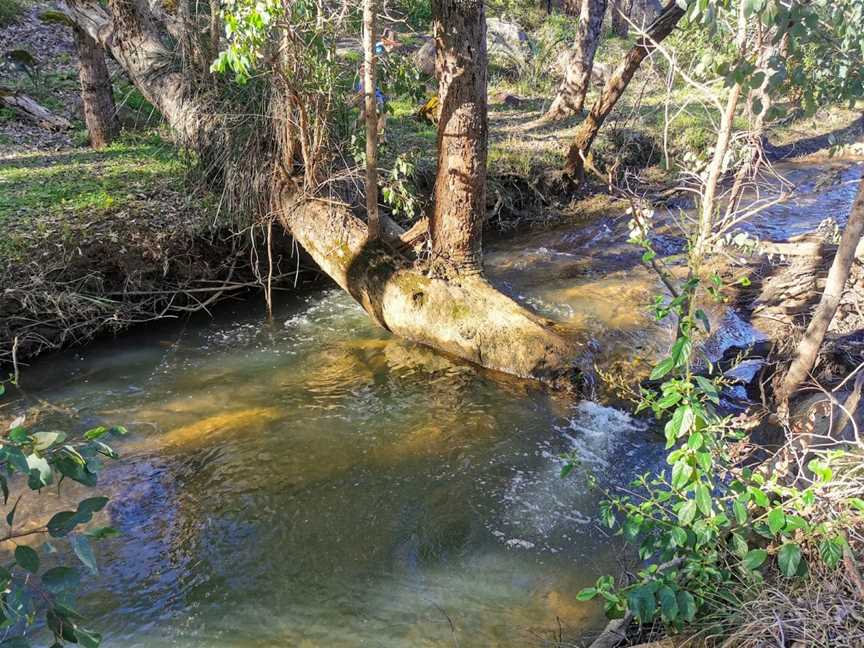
top-left (0, 0), bottom-right (24, 27)
top-left (0, 133), bottom-right (187, 259)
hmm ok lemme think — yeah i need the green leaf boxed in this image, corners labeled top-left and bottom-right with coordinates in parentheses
top-left (733, 499), bottom-right (748, 526)
top-left (575, 587), bottom-right (598, 601)
top-left (71, 535), bottom-right (97, 574)
top-left (671, 526), bottom-right (688, 548)
top-left (749, 486), bottom-right (769, 508)
top-left (31, 431), bottom-right (66, 452)
top-left (8, 427), bottom-right (29, 444)
top-left (41, 566), bottom-right (81, 594)
top-left (731, 532), bottom-right (749, 558)
top-left (6, 496), bottom-right (20, 526)
top-left (559, 463), bottom-right (575, 479)
top-left (75, 628), bottom-right (101, 648)
top-left (5, 447), bottom-right (30, 474)
top-left (677, 590), bottom-right (696, 622)
top-left (768, 508), bottom-right (786, 535)
top-left (83, 427), bottom-right (108, 441)
top-left (743, 548), bottom-right (768, 570)
top-left (778, 543), bottom-right (802, 577)
top-left (849, 497), bottom-right (864, 512)
top-left (26, 454), bottom-right (53, 490)
top-left (678, 500), bottom-right (698, 526)
top-left (627, 585), bottom-right (656, 623)
top-left (687, 432), bottom-right (704, 450)
top-left (819, 538), bottom-right (843, 569)
top-left (14, 546), bottom-right (39, 573)
top-left (77, 497), bottom-right (108, 516)
top-left (658, 585), bottom-right (679, 622)
top-left (695, 484), bottom-right (712, 516)
top-left (694, 309), bottom-right (710, 333)
top-left (85, 526), bottom-right (119, 540)
top-left (650, 357), bottom-right (676, 381)
top-left (784, 515), bottom-right (809, 533)
top-left (671, 460), bottom-right (694, 490)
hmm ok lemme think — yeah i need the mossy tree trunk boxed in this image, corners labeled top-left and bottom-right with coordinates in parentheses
top-left (61, 0), bottom-right (585, 385)
top-left (73, 26), bottom-right (118, 148)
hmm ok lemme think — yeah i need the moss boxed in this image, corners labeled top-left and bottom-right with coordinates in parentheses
top-left (451, 303), bottom-right (470, 320)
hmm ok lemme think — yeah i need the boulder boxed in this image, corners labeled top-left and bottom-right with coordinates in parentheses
top-left (414, 38), bottom-right (436, 77)
top-left (486, 17), bottom-right (530, 63)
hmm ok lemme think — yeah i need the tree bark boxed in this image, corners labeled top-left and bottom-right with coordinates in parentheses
top-left (430, 0), bottom-right (488, 272)
top-left (545, 0), bottom-right (608, 121)
top-left (60, 0), bottom-right (587, 385)
top-left (362, 0), bottom-right (380, 240)
top-left (273, 183), bottom-right (582, 385)
top-left (777, 174), bottom-right (864, 405)
top-left (0, 87), bottom-right (71, 130)
top-left (563, 1), bottom-right (685, 181)
top-left (610, 0), bottom-right (632, 37)
top-left (73, 26), bottom-right (118, 149)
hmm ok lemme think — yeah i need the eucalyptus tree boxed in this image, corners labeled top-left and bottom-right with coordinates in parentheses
top-left (57, 0), bottom-right (580, 384)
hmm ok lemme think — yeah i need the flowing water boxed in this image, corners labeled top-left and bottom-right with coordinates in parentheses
top-left (6, 157), bottom-right (862, 647)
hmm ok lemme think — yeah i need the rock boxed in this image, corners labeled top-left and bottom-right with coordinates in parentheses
top-left (486, 17), bottom-right (530, 63)
top-left (413, 38), bottom-right (436, 77)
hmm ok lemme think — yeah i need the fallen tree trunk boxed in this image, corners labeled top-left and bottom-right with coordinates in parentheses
top-left (564, 1), bottom-right (685, 182)
top-left (0, 88), bottom-right (71, 130)
top-left (274, 183), bottom-right (583, 385)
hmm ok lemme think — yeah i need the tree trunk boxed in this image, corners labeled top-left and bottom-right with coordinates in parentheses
top-left (362, 0), bottom-right (380, 240)
top-left (610, 0), bottom-right (632, 37)
top-left (563, 1), bottom-right (685, 181)
top-left (0, 87), bottom-right (71, 130)
top-left (777, 175), bottom-right (864, 405)
top-left (61, 0), bottom-right (216, 146)
top-left (61, 0), bottom-right (587, 386)
top-left (73, 26), bottom-right (118, 149)
top-left (273, 183), bottom-right (583, 385)
top-left (430, 0), bottom-right (488, 272)
top-left (564, 0), bottom-right (582, 17)
top-left (544, 0), bottom-right (608, 121)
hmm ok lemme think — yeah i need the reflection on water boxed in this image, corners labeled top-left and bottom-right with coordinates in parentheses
top-left (11, 290), bottom-right (665, 647)
top-left (7, 157), bottom-right (859, 647)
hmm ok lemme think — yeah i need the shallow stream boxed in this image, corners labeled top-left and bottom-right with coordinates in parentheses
top-left (7, 157), bottom-right (862, 647)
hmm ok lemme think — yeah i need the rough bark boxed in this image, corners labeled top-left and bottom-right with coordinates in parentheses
top-left (60, 0), bottom-right (586, 385)
top-left (73, 26), bottom-right (118, 148)
top-left (362, 0), bottom-right (380, 239)
top-left (0, 87), bottom-right (71, 130)
top-left (430, 0), bottom-right (488, 272)
top-left (545, 0), bottom-right (608, 121)
top-left (610, 0), bottom-right (632, 37)
top-left (563, 1), bottom-right (685, 181)
top-left (60, 0), bottom-right (214, 146)
top-left (778, 174), bottom-right (864, 404)
top-left (273, 183), bottom-right (582, 385)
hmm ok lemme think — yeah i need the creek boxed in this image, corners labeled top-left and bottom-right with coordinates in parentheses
top-left (9, 157), bottom-right (862, 647)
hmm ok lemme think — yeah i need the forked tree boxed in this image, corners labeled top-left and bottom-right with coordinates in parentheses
top-left (58, 0), bottom-right (580, 385)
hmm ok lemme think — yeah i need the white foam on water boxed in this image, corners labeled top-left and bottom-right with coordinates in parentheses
top-left (489, 402), bottom-right (648, 552)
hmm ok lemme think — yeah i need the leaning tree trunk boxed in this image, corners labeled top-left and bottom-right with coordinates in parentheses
top-left (430, 0), bottom-right (488, 271)
top-left (61, 0), bottom-right (585, 386)
top-left (544, 0), bottom-right (608, 121)
top-left (777, 174), bottom-right (864, 405)
top-left (73, 26), bottom-right (118, 148)
top-left (564, 1), bottom-right (685, 181)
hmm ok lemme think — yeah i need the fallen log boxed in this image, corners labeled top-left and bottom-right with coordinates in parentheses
top-left (0, 87), bottom-right (72, 130)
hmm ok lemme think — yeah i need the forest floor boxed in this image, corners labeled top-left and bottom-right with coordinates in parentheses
top-left (1, 4), bottom-right (863, 367)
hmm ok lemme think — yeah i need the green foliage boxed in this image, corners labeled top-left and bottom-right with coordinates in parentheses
top-left (0, 381), bottom-right (125, 646)
top-left (381, 154), bottom-right (422, 222)
top-left (566, 197), bottom-right (863, 635)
